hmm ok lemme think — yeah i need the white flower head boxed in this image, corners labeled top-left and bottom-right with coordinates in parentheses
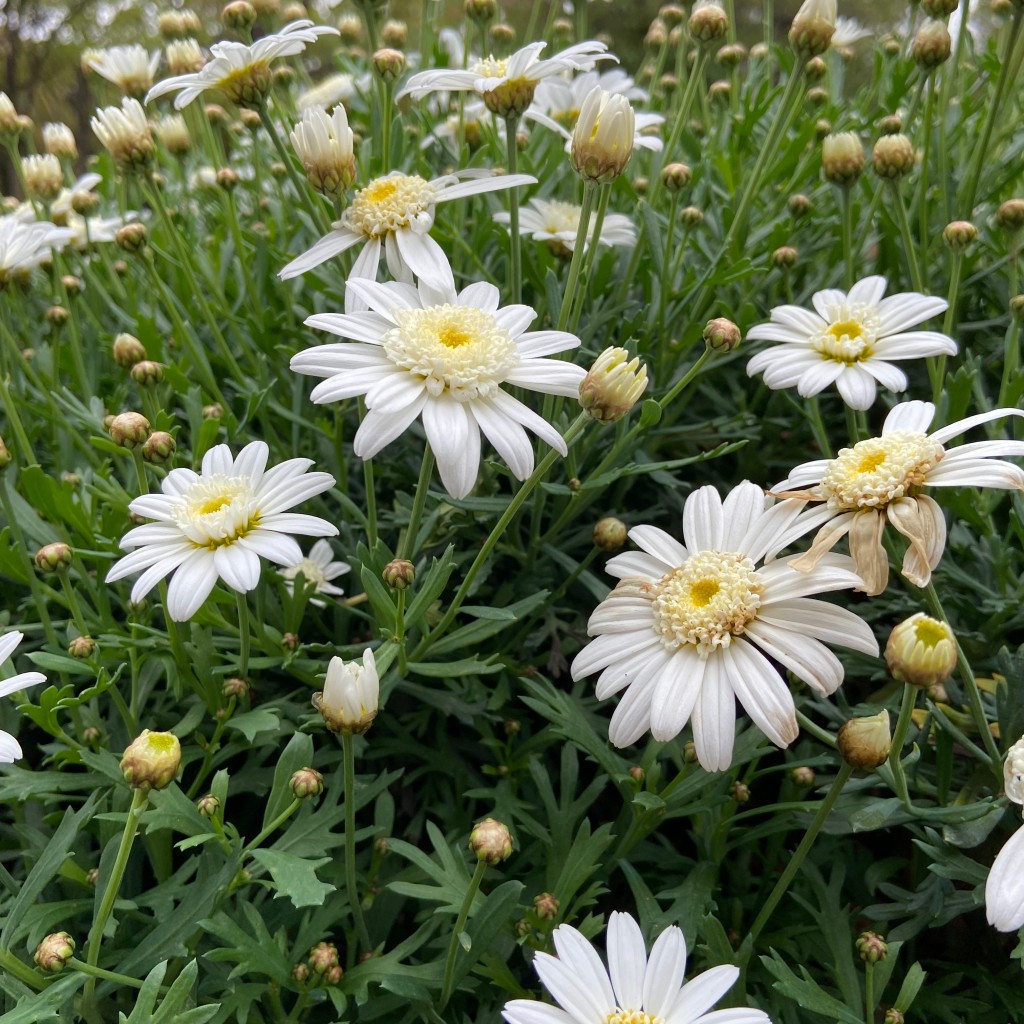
top-left (570, 86), bottom-right (636, 183)
top-left (86, 45), bottom-right (161, 95)
top-left (292, 266), bottom-right (586, 498)
top-left (0, 631), bottom-right (46, 763)
top-left (495, 197), bottom-right (636, 257)
top-left (986, 821), bottom-right (1024, 932)
top-left (280, 538), bottom-right (350, 606)
top-left (746, 276), bottom-right (956, 411)
top-left (312, 649), bottom-right (379, 733)
top-left (298, 72), bottom-right (357, 110)
top-left (774, 402), bottom-right (1024, 595)
top-left (571, 481), bottom-right (878, 772)
top-left (0, 215), bottom-right (75, 283)
top-left (91, 98), bottom-right (155, 168)
top-left (43, 122), bottom-right (77, 159)
top-left (833, 16), bottom-right (872, 47)
top-left (278, 168), bottom-right (536, 292)
top-left (145, 21), bottom-right (339, 109)
top-left (106, 440), bottom-right (337, 621)
top-left (166, 38), bottom-right (206, 76)
top-left (502, 911), bottom-right (770, 1024)
top-left (1005, 737), bottom-right (1024, 806)
top-left (290, 104), bottom-right (356, 197)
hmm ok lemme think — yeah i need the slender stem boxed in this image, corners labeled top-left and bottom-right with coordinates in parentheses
top-left (504, 117), bottom-right (523, 304)
top-left (865, 961), bottom-right (876, 1024)
top-left (399, 447), bottom-right (435, 561)
top-left (342, 732), bottom-right (372, 953)
top-left (918, 77), bottom-right (934, 276)
top-left (557, 181), bottom-right (598, 332)
top-left (84, 788), bottom-right (148, 1003)
top-left (805, 396), bottom-right (834, 458)
top-left (235, 591), bottom-right (251, 679)
top-left (999, 239), bottom-right (1021, 410)
top-left (0, 948), bottom-right (45, 989)
top-left (59, 574), bottom-right (90, 638)
top-left (439, 858), bottom-right (487, 1009)
top-left (887, 683), bottom-right (918, 810)
top-left (745, 763), bottom-right (853, 945)
top-left (258, 107), bottom-right (331, 235)
top-left (68, 958), bottom-right (145, 989)
top-left (569, 183), bottom-right (611, 333)
top-left (888, 181), bottom-right (924, 292)
top-left (0, 479), bottom-right (56, 646)
top-left (932, 249), bottom-right (963, 404)
top-left (0, 371), bottom-right (37, 468)
top-left (841, 186), bottom-right (855, 290)
top-left (360, 404), bottom-right (378, 549)
top-left (649, 48), bottom-right (709, 204)
top-left (244, 798), bottom-right (301, 853)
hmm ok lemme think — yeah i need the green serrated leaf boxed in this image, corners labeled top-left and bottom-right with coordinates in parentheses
top-left (250, 849), bottom-right (333, 908)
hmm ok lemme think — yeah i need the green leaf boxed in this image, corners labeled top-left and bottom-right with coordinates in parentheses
top-left (262, 731), bottom-right (313, 831)
top-left (250, 849), bottom-right (334, 908)
top-left (0, 973), bottom-right (84, 1023)
top-left (893, 962), bottom-right (927, 1013)
top-left (119, 960), bottom-right (219, 1024)
top-left (448, 880), bottom-right (524, 995)
top-left (226, 708), bottom-right (280, 742)
top-left (429, 592), bottom-right (549, 655)
top-left (405, 656), bottom-right (503, 677)
top-left (761, 951), bottom-right (862, 1023)
top-left (202, 904), bottom-right (292, 984)
top-left (404, 545), bottom-right (456, 628)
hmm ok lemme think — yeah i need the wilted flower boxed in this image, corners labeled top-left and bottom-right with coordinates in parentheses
top-left (312, 649), bottom-right (379, 733)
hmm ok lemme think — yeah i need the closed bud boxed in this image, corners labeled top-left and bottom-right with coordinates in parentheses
top-left (222, 676), bottom-right (250, 699)
top-left (337, 13), bottom-right (362, 42)
top-left (292, 962), bottom-right (310, 983)
top-left (283, 2), bottom-right (307, 20)
top-left (659, 3), bottom-right (686, 25)
top-left (381, 18), bottom-right (407, 47)
top-left (790, 765), bottom-right (816, 787)
top-left (282, 631), bottom-right (299, 651)
top-left (372, 48), bottom-right (406, 82)
top-left (837, 709), bottom-right (891, 769)
top-left (872, 134), bottom-right (915, 178)
top-left (0, 437), bottom-right (10, 469)
top-left (113, 259), bottom-right (129, 276)
top-left (771, 246), bottom-right (798, 268)
top-left (729, 781), bottom-right (751, 803)
top-left (878, 113), bottom-right (903, 135)
top-left (61, 275), bottom-right (82, 296)
top-left (996, 199), bottom-right (1024, 232)
top-left (222, 0), bottom-right (257, 29)
top-left (465, 0), bottom-right (497, 22)
top-left (629, 765), bottom-right (645, 782)
top-left (855, 931), bottom-right (888, 963)
top-left (789, 0), bottom-right (837, 56)
top-left (142, 431), bottom-right (176, 464)
top-left (46, 305), bottom-right (69, 326)
top-left (71, 189), bottom-right (100, 215)
top-left (709, 80), bottom-right (731, 103)
top-left (815, 118), bottom-right (832, 139)
top-left (131, 359), bottom-right (164, 386)
top-left (202, 402), bottom-right (224, 420)
top-left (34, 932), bottom-right (75, 973)
top-left (645, 18), bottom-right (668, 47)
top-left (23, 154), bottom-right (64, 201)
top-left (0, 92), bottom-right (20, 136)
top-left (680, 205), bottom-right (703, 227)
top-left (912, 19), bottom-right (952, 68)
top-left (197, 793), bottom-right (220, 818)
top-left (115, 222), bottom-right (147, 252)
top-left (35, 542), bottom-right (73, 573)
top-left (217, 167), bottom-right (240, 191)
top-left (885, 613), bottom-right (957, 688)
top-left (750, 41), bottom-right (769, 58)
top-left (579, 347), bottom-right (649, 423)
top-left (308, 940), bottom-right (339, 975)
top-left (69, 636), bottom-right (95, 659)
top-left (489, 22), bottom-right (516, 48)
top-left (1002, 736), bottom-right (1024, 805)
top-left (884, 1011), bottom-right (904, 1024)
top-left (805, 86), bottom-right (828, 107)
top-left (533, 892), bottom-right (559, 919)
top-left (470, 817), bottom-right (512, 864)
top-left (291, 105), bottom-right (356, 197)
top-left (571, 87), bottom-right (635, 184)
top-left (921, 0), bottom-right (960, 17)
top-left (313, 650), bottom-right (379, 734)
top-left (290, 767), bottom-right (324, 799)
top-left (593, 517), bottom-right (628, 551)
top-left (113, 332), bottom-right (147, 366)
top-left (383, 559), bottom-right (415, 589)
top-left (703, 316), bottom-right (741, 352)
top-left (1010, 295), bottom-right (1024, 324)
top-left (121, 729), bottom-right (181, 789)
top-left (805, 55), bottom-right (827, 80)
top-left (822, 132), bottom-right (864, 185)
top-left (718, 42), bottom-right (747, 66)
top-left (689, 1), bottom-right (729, 42)
top-left (108, 411), bottom-right (151, 449)
top-left (943, 220), bottom-right (977, 249)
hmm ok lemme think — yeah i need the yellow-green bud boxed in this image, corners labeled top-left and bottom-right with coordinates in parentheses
top-left (689, 1), bottom-right (729, 43)
top-left (790, 765), bottom-right (816, 787)
top-left (292, 962), bottom-right (310, 983)
top-left (921, 0), bottom-right (959, 17)
top-left (729, 781), bottom-right (751, 804)
top-left (659, 3), bottom-right (686, 26)
top-left (855, 931), bottom-right (888, 963)
top-left (996, 199), bottom-right (1024, 232)
top-left (805, 55), bottom-right (827, 80)
top-left (383, 559), bottom-right (415, 589)
top-left (35, 542), bottom-right (73, 573)
top-left (789, 0), bottom-right (837, 57)
top-left (1011, 295), bottom-right (1024, 324)
top-left (222, 676), bottom-right (250, 699)
top-left (0, 437), bottom-right (10, 469)
top-left (113, 333), bottom-right (147, 367)
top-left (884, 1010), bottom-right (904, 1024)
top-left (771, 246), bottom-right (798, 268)
top-left (222, 0), bottom-right (257, 29)
top-left (593, 517), bottom-right (628, 551)
top-left (943, 220), bottom-right (978, 250)
top-left (489, 22), bottom-right (516, 48)
top-left (46, 305), bottom-right (69, 326)
top-left (290, 767), bottom-right (324, 799)
top-left (884, 613), bottom-right (957, 688)
top-left (878, 113), bottom-right (903, 135)
top-left (381, 18), bottom-right (407, 47)
top-left (645, 18), bottom-right (668, 47)
top-left (837, 710), bottom-right (891, 770)
top-left (805, 85), bottom-right (828, 108)
top-left (579, 347), bottom-right (649, 423)
top-left (533, 892), bottom-right (559, 919)
top-left (372, 48), bottom-right (406, 82)
top-left (131, 359), bottom-right (164, 386)
top-left (718, 42), bottom-right (747, 66)
top-left (307, 940), bottom-right (339, 975)
top-left (470, 817), bottom-right (513, 864)
top-left (34, 932), bottom-right (75, 973)
top-left (680, 205), bottom-right (704, 227)
top-left (69, 636), bottom-right (96, 659)
top-left (121, 729), bottom-right (182, 789)
top-left (872, 134), bottom-right (916, 178)
top-left (108, 411), bottom-right (151, 449)
top-left (197, 793), bottom-right (220, 818)
top-left (703, 316), bottom-right (742, 352)
top-left (115, 222), bottom-right (147, 253)
top-left (142, 430), bottom-right (176, 464)
top-left (202, 403), bottom-right (224, 420)
top-left (661, 162), bottom-right (692, 193)
top-left (912, 19), bottom-right (952, 68)
top-left (822, 132), bottom-right (864, 185)
top-left (465, 0), bottom-right (497, 22)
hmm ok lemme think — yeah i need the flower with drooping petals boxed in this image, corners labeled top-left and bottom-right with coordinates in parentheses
top-left (571, 481), bottom-right (877, 772)
top-left (86, 45), bottom-right (161, 96)
top-left (774, 401), bottom-right (1024, 595)
top-left (106, 441), bottom-right (337, 621)
top-left (0, 631), bottom-right (46, 762)
top-left (291, 267), bottom-right (585, 498)
top-left (280, 538), bottom-right (350, 606)
top-left (0, 215), bottom-right (75, 284)
top-left (298, 72), bottom-right (357, 110)
top-left (746, 276), bottom-right (955, 410)
top-left (494, 197), bottom-right (636, 257)
top-left (502, 911), bottom-right (771, 1024)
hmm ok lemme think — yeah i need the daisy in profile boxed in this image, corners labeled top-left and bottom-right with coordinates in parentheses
top-left (502, 911), bottom-right (770, 1024)
top-left (106, 441), bottom-right (337, 621)
top-left (495, 197), bottom-right (636, 257)
top-left (280, 539), bottom-right (350, 607)
top-left (571, 481), bottom-right (877, 772)
top-left (278, 169), bottom-right (536, 290)
top-left (986, 736), bottom-right (1024, 932)
top-left (832, 16), bottom-right (872, 50)
top-left (746, 276), bottom-right (955, 410)
top-left (0, 215), bottom-right (75, 284)
top-left (775, 401), bottom-right (1024, 596)
top-left (145, 20), bottom-right (338, 109)
top-left (291, 269), bottom-right (586, 498)
top-left (85, 45), bottom-right (161, 96)
top-left (0, 632), bottom-right (46, 763)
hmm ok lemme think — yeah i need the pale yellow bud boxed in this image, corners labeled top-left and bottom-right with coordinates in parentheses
top-left (579, 347), bottom-right (649, 423)
top-left (884, 613), bottom-right (957, 688)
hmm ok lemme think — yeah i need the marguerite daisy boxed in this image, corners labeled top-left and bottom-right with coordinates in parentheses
top-left (495, 197), bottom-right (636, 257)
top-left (571, 481), bottom-right (877, 772)
top-left (0, 631), bottom-right (46, 763)
top-left (502, 911), bottom-right (770, 1024)
top-left (986, 737), bottom-right (1024, 932)
top-left (280, 538), bottom-right (350, 606)
top-left (774, 401), bottom-right (1024, 596)
top-left (746, 276), bottom-right (955, 410)
top-left (106, 441), bottom-right (337, 621)
top-left (291, 270), bottom-right (586, 498)
top-left (85, 45), bottom-right (161, 96)
top-left (0, 215), bottom-right (74, 284)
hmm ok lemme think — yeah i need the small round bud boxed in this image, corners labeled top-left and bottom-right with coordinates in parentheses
top-left (283, 2), bottom-right (307, 20)
top-left (83, 725), bottom-right (101, 745)
top-left (383, 559), bottom-right (415, 590)
top-left (489, 22), bottom-right (516, 47)
top-left (921, 0), bottom-right (959, 17)
top-left (374, 836), bottom-right (390, 856)
top-left (337, 13), bottom-right (362, 42)
top-left (628, 765), bottom-right (645, 783)
top-left (503, 718), bottom-right (521, 736)
top-left (0, 437), bottom-right (10, 470)
top-left (771, 246), bottom-right (798, 268)
top-left (579, 347), bottom-right (649, 423)
top-left (217, 167), bottom-right (240, 191)
top-left (142, 431), bottom-right (176, 464)
top-left (593, 517), bottom-right (628, 551)
top-left (855, 931), bottom-right (888, 963)
top-left (878, 113), bottom-right (903, 135)
top-left (222, 0), bottom-right (257, 30)
top-left (703, 317), bottom-right (742, 352)
top-left (689, 1), bottom-right (729, 43)
top-left (996, 199), bottom-right (1024, 232)
top-left (645, 18), bottom-right (668, 47)
top-left (805, 55), bottom-right (827, 80)
top-left (115, 222), bottom-right (147, 253)
top-left (789, 0), bottom-right (837, 56)
top-left (197, 793), bottom-right (220, 818)
top-left (659, 3), bottom-right (686, 26)
top-left (729, 781), bottom-right (750, 804)
top-left (657, 73), bottom-right (679, 97)
top-left (222, 676), bottom-right (250, 700)
top-left (943, 220), bottom-right (978, 250)
top-left (805, 86), bottom-right (828, 107)
top-left (682, 740), bottom-right (697, 763)
top-left (71, 189), bottom-right (100, 215)
top-left (750, 41), bottom-right (769, 58)
top-left (282, 631), bottom-right (299, 651)
top-left (660, 164), bottom-right (692, 197)
top-left (381, 18), bottom-right (407, 47)
top-left (884, 1010), bottom-right (904, 1024)
top-left (569, 478), bottom-right (581, 492)
top-left (113, 259), bottom-right (129, 276)
top-left (822, 132), bottom-right (864, 185)
top-left (717, 42), bottom-right (747, 66)
top-left (533, 892), bottom-right (559, 919)
top-left (709, 80), bottom-right (731, 104)
top-left (633, 176), bottom-right (649, 195)
top-left (680, 205), bottom-right (704, 227)
top-left (292, 961), bottom-right (310, 983)
top-left (470, 817), bottom-right (513, 864)
top-left (46, 305), bottom-right (69, 326)
top-left (308, 940), bottom-right (339, 975)
top-left (290, 767), bottom-right (324, 799)
top-left (35, 542), bottom-right (73, 573)
top-left (515, 918), bottom-right (531, 938)
top-left (131, 360), bottom-right (164, 386)
top-left (108, 411), bottom-right (151, 449)
top-left (372, 48), bottom-right (406, 82)
top-left (202, 403), bottom-right (224, 420)
top-left (837, 710), bottom-right (891, 770)
top-left (465, 0), bottom-right (497, 22)
top-left (885, 613), bottom-right (957, 688)
top-left (325, 964), bottom-right (343, 984)
top-left (872, 134), bottom-right (916, 178)
top-left (815, 118), bottom-right (833, 139)
top-left (912, 19), bottom-right (952, 68)
top-left (121, 729), bottom-right (182, 789)
top-left (790, 765), bottom-right (816, 787)
top-left (313, 651), bottom-right (379, 735)
top-left (69, 636), bottom-right (95, 659)
top-left (34, 932), bottom-right (75, 973)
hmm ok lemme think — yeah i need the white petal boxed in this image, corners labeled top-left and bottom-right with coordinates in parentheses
top-left (722, 639), bottom-right (797, 748)
top-left (422, 396), bottom-right (480, 499)
top-left (643, 927), bottom-right (688, 1018)
top-left (683, 486), bottom-right (724, 551)
top-left (846, 275), bottom-right (888, 306)
top-left (649, 649), bottom-right (706, 742)
top-left (166, 550), bottom-right (219, 621)
top-left (607, 913), bottom-right (647, 1012)
top-left (353, 394), bottom-right (428, 458)
top-left (744, 621), bottom-right (844, 697)
top-left (690, 655), bottom-right (735, 772)
top-left (666, 966), bottom-right (740, 1023)
top-left (883, 400), bottom-right (935, 434)
top-left (833, 365), bottom-right (878, 410)
top-left (986, 822), bottom-right (1024, 931)
top-left (628, 525), bottom-right (687, 568)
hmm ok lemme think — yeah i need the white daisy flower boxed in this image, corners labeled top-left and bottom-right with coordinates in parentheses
top-left (494, 197), bottom-right (636, 257)
top-left (91, 97), bottom-right (155, 168)
top-left (277, 169), bottom-right (536, 291)
top-left (280, 538), bottom-right (350, 606)
top-left (571, 481), bottom-right (877, 772)
top-left (297, 72), bottom-right (357, 110)
top-left (502, 911), bottom-right (771, 1024)
top-left (832, 16), bottom-right (872, 47)
top-left (313, 649), bottom-right (379, 734)
top-left (746, 276), bottom-right (956, 411)
top-left (292, 270), bottom-right (586, 499)
top-left (106, 440), bottom-right (337, 621)
top-left (86, 45), bottom-right (161, 96)
top-left (145, 21), bottom-right (339, 109)
top-left (0, 215), bottom-right (74, 283)
top-left (0, 631), bottom-right (46, 763)
top-left (774, 401), bottom-right (1024, 596)
top-left (42, 122), bottom-right (77, 159)
top-left (986, 737), bottom-right (1024, 932)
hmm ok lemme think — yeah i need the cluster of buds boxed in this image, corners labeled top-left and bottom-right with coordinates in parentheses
top-left (570, 87), bottom-right (635, 184)
top-left (290, 105), bottom-right (356, 197)
top-left (579, 347), bottom-right (649, 423)
top-left (312, 650), bottom-right (379, 734)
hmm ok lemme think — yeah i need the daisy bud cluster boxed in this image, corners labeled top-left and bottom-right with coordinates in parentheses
top-left (579, 347), bottom-right (648, 423)
top-left (570, 88), bottom-right (635, 184)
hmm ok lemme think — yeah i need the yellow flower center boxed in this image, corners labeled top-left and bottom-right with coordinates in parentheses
top-left (343, 174), bottom-right (437, 238)
top-left (813, 304), bottom-right (879, 365)
top-left (382, 304), bottom-right (520, 401)
top-left (472, 56), bottom-right (509, 78)
top-left (174, 474), bottom-right (260, 548)
top-left (282, 557), bottom-right (328, 591)
top-left (651, 550), bottom-right (763, 657)
top-left (819, 431), bottom-right (945, 510)
top-left (606, 1010), bottom-right (663, 1024)
top-left (218, 61), bottom-right (272, 106)
top-left (915, 618), bottom-right (949, 647)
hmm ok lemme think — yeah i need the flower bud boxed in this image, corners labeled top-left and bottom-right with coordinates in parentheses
top-left (292, 962), bottom-right (310, 983)
top-left (372, 48), bottom-right (406, 82)
top-left (290, 767), bottom-right (324, 799)
top-left (113, 333), bottom-right (147, 367)
top-left (729, 781), bottom-right (751, 804)
top-left (283, 631), bottom-right (299, 651)
top-left (308, 940), bottom-right (339, 975)
top-left (943, 220), bottom-right (977, 250)
top-left (216, 167), bottom-right (240, 191)
top-left (790, 765), bottom-right (816, 787)
top-left (629, 765), bottom-right (645, 782)
top-left (822, 132), bottom-right (864, 185)
top-left (855, 931), bottom-right (887, 963)
top-left (115, 222), bottom-right (147, 253)
top-left (312, 649), bottom-right (379, 734)
top-left (921, 0), bottom-right (960, 12)
top-left (489, 22), bottom-right (516, 48)
top-left (645, 18), bottom-right (668, 47)
top-left (465, 0), bottom-right (497, 21)
top-left (805, 55), bottom-right (827, 80)
top-left (814, 118), bottom-right (832, 139)
top-left (203, 402), bottom-right (224, 420)
top-left (1011, 295), bottom-right (1024, 324)
top-left (131, 359), bottom-right (164, 386)
top-left (71, 189), bottom-right (100, 215)
top-left (571, 88), bottom-right (635, 184)
top-left (469, 817), bottom-right (512, 864)
top-left (709, 80), bottom-right (731, 104)
top-left (878, 113), bottom-right (903, 136)
top-left (0, 92), bottom-right (20, 136)
top-left (23, 154), bottom-right (63, 202)
top-left (872, 134), bottom-right (915, 178)
top-left (108, 411), bottom-right (151, 449)
top-left (789, 0), bottom-right (837, 57)
top-left (837, 710), bottom-right (891, 770)
top-left (703, 317), bottom-right (742, 352)
top-left (659, 2), bottom-right (686, 26)
top-left (383, 559), bottom-right (415, 590)
top-left (121, 729), bottom-right (181, 789)
top-left (718, 42), bottom-right (747, 66)
top-left (996, 199), bottom-right (1024, 232)
top-left (197, 793), bottom-right (220, 818)
top-left (291, 105), bottom-right (356, 197)
top-left (884, 1011), bottom-right (904, 1024)
top-left (283, 2), bottom-right (307, 20)
top-left (912, 19), bottom-right (952, 68)
top-left (533, 892), bottom-right (559, 919)
top-left (689, 1), bottom-right (729, 42)
top-left (35, 542), bottom-right (73, 573)
top-left (337, 13), bottom-right (363, 42)
top-left (593, 517), bottom-right (627, 551)
top-left (46, 305), bottom-right (69, 326)
top-left (92, 98), bottom-right (155, 169)
top-left (771, 246), bottom-right (798, 269)
top-left (661, 162), bottom-right (691, 193)
top-left (222, 0), bottom-right (257, 29)
top-left (69, 636), bottom-right (96, 659)
top-left (0, 437), bottom-right (10, 469)
top-left (805, 86), bottom-right (828, 108)
top-left (142, 430), bottom-right (176, 464)
top-left (34, 932), bottom-right (75, 973)
top-left (885, 613), bottom-right (957, 688)
top-left (380, 18), bottom-right (407, 47)
top-left (222, 676), bottom-right (250, 700)
top-left (680, 205), bottom-right (703, 227)
top-left (579, 347), bottom-right (648, 423)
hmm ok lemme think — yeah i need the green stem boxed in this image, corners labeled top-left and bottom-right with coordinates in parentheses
top-left (887, 683), bottom-right (918, 810)
top-left (841, 185), bottom-right (854, 290)
top-left (649, 49), bottom-right (709, 204)
top-left (932, 249), bottom-right (963, 404)
top-left (918, 77), bottom-right (934, 277)
top-left (569, 183), bottom-right (611, 333)
top-left (84, 788), bottom-right (148, 1004)
top-left (865, 960), bottom-right (876, 1024)
top-left (888, 181), bottom-right (924, 292)
top-left (258, 107), bottom-right (331, 235)
top-left (399, 447), bottom-right (435, 562)
top-left (342, 732), bottom-right (372, 953)
top-left (0, 371), bottom-right (37, 468)
top-left (439, 858), bottom-right (487, 1009)
top-left (805, 396), bottom-right (834, 458)
top-left (0, 479), bottom-right (56, 646)
top-left (59, 574), bottom-right (90, 638)
top-left (0, 948), bottom-right (45, 989)
top-left (504, 117), bottom-right (523, 304)
top-left (557, 181), bottom-right (598, 332)
top-left (235, 591), bottom-right (251, 679)
top-left (68, 957), bottom-right (146, 989)
top-left (361, 411), bottom-right (378, 549)
top-left (745, 762), bottom-right (853, 946)
top-left (244, 798), bottom-right (301, 853)
top-left (380, 80), bottom-right (393, 173)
